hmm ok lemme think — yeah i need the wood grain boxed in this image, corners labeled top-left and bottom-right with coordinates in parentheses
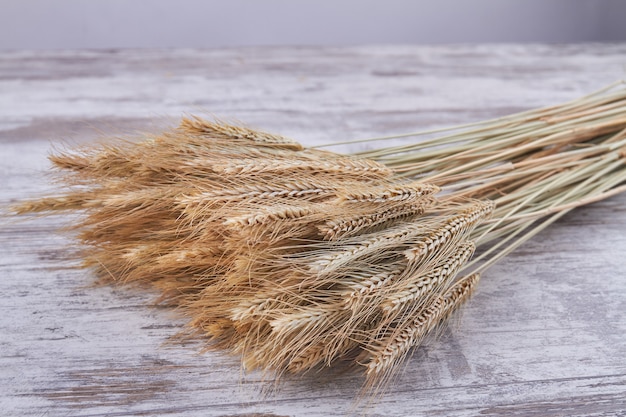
top-left (1, 44), bottom-right (625, 417)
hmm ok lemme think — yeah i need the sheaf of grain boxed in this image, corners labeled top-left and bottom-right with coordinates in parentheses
top-left (14, 84), bottom-right (626, 397)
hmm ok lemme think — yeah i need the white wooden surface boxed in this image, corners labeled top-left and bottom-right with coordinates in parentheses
top-left (1, 45), bottom-right (626, 417)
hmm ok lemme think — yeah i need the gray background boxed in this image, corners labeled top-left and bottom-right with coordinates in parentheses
top-left (1, 0), bottom-right (626, 50)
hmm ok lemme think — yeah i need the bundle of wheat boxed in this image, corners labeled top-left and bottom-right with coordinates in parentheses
top-left (13, 82), bottom-right (626, 395)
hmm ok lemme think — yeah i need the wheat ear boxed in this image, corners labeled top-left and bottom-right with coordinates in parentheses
top-left (381, 241), bottom-right (476, 314)
top-left (404, 200), bottom-right (494, 264)
top-left (364, 272), bottom-right (480, 389)
top-left (179, 117), bottom-right (304, 150)
top-left (319, 197), bottom-right (436, 241)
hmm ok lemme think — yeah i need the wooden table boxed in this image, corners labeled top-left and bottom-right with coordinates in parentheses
top-left (1, 45), bottom-right (625, 416)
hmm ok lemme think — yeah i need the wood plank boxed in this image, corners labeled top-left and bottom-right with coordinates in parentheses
top-left (1, 44), bottom-right (625, 416)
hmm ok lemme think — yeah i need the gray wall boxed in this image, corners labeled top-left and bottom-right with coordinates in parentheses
top-left (2, 0), bottom-right (625, 50)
